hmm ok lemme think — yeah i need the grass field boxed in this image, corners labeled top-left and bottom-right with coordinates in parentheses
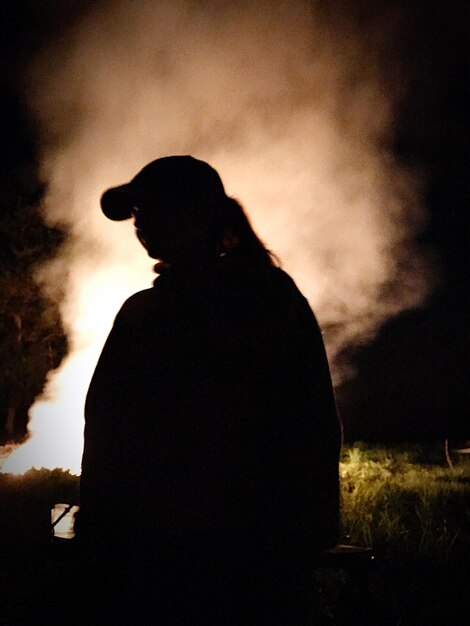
top-left (328, 443), bottom-right (470, 625)
top-left (0, 442), bottom-right (469, 624)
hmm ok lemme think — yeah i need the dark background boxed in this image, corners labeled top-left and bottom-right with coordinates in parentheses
top-left (335, 1), bottom-right (469, 442)
top-left (0, 0), bottom-right (468, 444)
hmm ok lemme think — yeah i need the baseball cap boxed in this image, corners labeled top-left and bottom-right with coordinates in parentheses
top-left (100, 155), bottom-right (228, 221)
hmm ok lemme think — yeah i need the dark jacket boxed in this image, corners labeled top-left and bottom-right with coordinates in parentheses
top-left (77, 255), bottom-right (341, 554)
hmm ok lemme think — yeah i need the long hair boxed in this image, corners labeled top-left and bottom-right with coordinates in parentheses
top-left (214, 197), bottom-right (279, 268)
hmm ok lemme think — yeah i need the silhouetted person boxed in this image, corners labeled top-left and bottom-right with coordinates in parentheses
top-left (75, 156), bottom-right (342, 625)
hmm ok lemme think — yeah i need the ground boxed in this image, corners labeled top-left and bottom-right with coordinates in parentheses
top-left (0, 443), bottom-right (469, 625)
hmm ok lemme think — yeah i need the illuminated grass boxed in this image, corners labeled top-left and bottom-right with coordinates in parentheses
top-left (339, 443), bottom-right (470, 562)
top-left (0, 443), bottom-right (468, 560)
top-left (321, 443), bottom-right (470, 625)
top-left (0, 443), bottom-right (469, 624)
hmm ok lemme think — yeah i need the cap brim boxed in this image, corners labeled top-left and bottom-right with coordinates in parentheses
top-left (100, 185), bottom-right (145, 221)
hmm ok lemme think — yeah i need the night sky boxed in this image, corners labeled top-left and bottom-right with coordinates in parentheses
top-left (0, 0), bottom-right (468, 444)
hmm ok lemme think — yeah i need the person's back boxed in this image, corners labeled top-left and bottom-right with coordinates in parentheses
top-left (75, 156), bottom-right (342, 625)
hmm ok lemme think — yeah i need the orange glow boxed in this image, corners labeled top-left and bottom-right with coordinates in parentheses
top-left (2, 261), bottom-right (152, 474)
top-left (1, 1), bottom-right (433, 475)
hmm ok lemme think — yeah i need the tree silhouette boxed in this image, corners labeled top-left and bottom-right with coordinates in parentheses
top-left (0, 198), bottom-right (68, 442)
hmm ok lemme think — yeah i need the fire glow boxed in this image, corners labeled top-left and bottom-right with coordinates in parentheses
top-left (1, 0), bottom-right (433, 475)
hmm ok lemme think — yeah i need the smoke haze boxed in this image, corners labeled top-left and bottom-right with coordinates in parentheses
top-left (3, 0), bottom-right (434, 472)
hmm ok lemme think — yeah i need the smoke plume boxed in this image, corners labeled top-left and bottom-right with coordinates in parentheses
top-left (3, 0), bottom-right (434, 473)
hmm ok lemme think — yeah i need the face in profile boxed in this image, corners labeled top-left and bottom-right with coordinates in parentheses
top-left (131, 196), bottom-right (214, 264)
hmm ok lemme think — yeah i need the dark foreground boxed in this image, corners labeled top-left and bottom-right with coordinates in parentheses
top-left (0, 443), bottom-right (469, 625)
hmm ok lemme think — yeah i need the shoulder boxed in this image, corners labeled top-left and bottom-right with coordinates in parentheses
top-left (114, 287), bottom-right (159, 323)
top-left (121, 287), bottom-right (156, 310)
top-left (270, 267), bottom-right (305, 294)
top-left (263, 267), bottom-right (311, 309)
